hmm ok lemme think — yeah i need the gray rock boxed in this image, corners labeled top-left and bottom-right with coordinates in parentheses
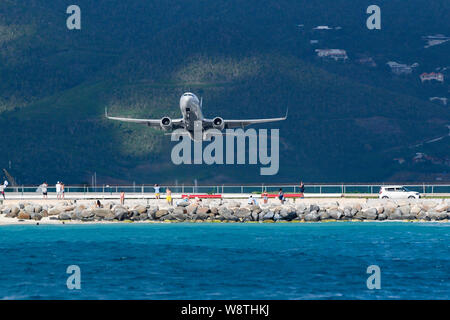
top-left (48, 207), bottom-right (62, 216)
top-left (81, 210), bottom-right (94, 219)
top-left (280, 208), bottom-right (297, 221)
top-left (417, 211), bottom-right (429, 220)
top-left (309, 205), bottom-right (320, 212)
top-left (93, 209), bottom-right (113, 218)
top-left (398, 205), bottom-right (411, 216)
top-left (377, 213), bottom-right (387, 220)
top-left (305, 212), bottom-right (319, 222)
top-left (362, 208), bottom-right (378, 220)
top-left (319, 211), bottom-right (330, 220)
top-left (24, 205), bottom-right (35, 214)
top-left (155, 210), bottom-right (169, 219)
top-left (234, 208), bottom-right (251, 219)
top-left (389, 209), bottom-right (402, 220)
top-left (186, 204), bottom-right (198, 215)
top-left (329, 210), bottom-right (343, 220)
top-left (134, 205), bottom-right (147, 214)
top-left (59, 212), bottom-right (72, 220)
top-left (263, 211), bottom-right (274, 220)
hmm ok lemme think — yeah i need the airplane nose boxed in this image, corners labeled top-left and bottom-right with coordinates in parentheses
top-left (180, 95), bottom-right (192, 109)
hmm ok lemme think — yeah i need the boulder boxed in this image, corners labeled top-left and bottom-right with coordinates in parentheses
top-left (304, 212), bottom-right (319, 222)
top-left (329, 210), bottom-right (343, 220)
top-left (33, 213), bottom-right (43, 221)
top-left (234, 208), bottom-right (251, 219)
top-left (58, 212), bottom-right (72, 220)
top-left (81, 210), bottom-right (94, 219)
top-left (155, 209), bottom-right (169, 219)
top-left (309, 204), bottom-right (320, 212)
top-left (24, 205), bottom-right (35, 214)
top-left (104, 212), bottom-right (116, 221)
top-left (435, 203), bottom-right (449, 212)
top-left (48, 207), bottom-right (62, 216)
top-left (362, 208), bottom-right (378, 220)
top-left (398, 205), bottom-right (411, 216)
top-left (172, 209), bottom-right (187, 221)
top-left (116, 211), bottom-right (128, 221)
top-left (377, 213), bottom-right (387, 220)
top-left (263, 211), bottom-right (274, 220)
top-left (134, 205), bottom-right (147, 214)
top-left (280, 208), bottom-right (297, 221)
top-left (186, 204), bottom-right (198, 215)
top-left (417, 211), bottom-right (428, 220)
top-left (344, 207), bottom-right (353, 218)
top-left (11, 206), bottom-right (20, 216)
top-left (319, 211), bottom-right (330, 220)
top-left (410, 205), bottom-right (422, 216)
top-left (438, 212), bottom-right (448, 220)
top-left (93, 209), bottom-right (114, 218)
top-left (18, 211), bottom-right (31, 219)
top-left (388, 209), bottom-right (402, 220)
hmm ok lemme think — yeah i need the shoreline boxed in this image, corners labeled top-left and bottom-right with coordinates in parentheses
top-left (1, 198), bottom-right (449, 226)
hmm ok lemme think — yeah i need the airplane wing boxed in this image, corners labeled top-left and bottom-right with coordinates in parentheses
top-left (105, 108), bottom-right (184, 128)
top-left (206, 108), bottom-right (288, 129)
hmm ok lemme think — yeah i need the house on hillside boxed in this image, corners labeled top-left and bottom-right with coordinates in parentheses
top-left (313, 26), bottom-right (332, 30)
top-left (420, 72), bottom-right (444, 83)
top-left (357, 57), bottom-right (376, 67)
top-left (315, 49), bottom-right (348, 61)
top-left (429, 97), bottom-right (448, 105)
top-left (386, 61), bottom-right (418, 75)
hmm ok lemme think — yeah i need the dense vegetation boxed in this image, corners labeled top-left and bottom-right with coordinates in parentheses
top-left (0, 0), bottom-right (449, 184)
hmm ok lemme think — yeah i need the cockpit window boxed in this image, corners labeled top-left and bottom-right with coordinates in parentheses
top-left (183, 93), bottom-right (193, 97)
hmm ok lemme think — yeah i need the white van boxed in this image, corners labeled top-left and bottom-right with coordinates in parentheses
top-left (379, 186), bottom-right (421, 199)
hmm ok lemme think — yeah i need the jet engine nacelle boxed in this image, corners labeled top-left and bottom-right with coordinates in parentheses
top-left (212, 117), bottom-right (225, 131)
top-left (160, 117), bottom-right (173, 131)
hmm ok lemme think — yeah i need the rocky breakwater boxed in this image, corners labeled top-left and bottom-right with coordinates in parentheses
top-left (0, 199), bottom-right (449, 223)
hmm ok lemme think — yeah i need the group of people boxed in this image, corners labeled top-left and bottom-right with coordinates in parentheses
top-left (39, 181), bottom-right (65, 199)
top-left (0, 179), bottom-right (9, 199)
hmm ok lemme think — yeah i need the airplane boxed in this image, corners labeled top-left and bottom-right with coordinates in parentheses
top-left (105, 92), bottom-right (288, 141)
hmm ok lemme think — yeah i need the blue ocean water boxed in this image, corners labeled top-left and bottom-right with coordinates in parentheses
top-left (0, 222), bottom-right (448, 300)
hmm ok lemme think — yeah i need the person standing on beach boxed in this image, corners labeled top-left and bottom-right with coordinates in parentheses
top-left (154, 184), bottom-right (160, 199)
top-left (61, 182), bottom-right (65, 199)
top-left (299, 181), bottom-right (305, 199)
top-left (262, 191), bottom-right (268, 204)
top-left (278, 188), bottom-right (285, 204)
top-left (56, 181), bottom-right (62, 199)
top-left (42, 182), bottom-right (48, 199)
top-left (120, 191), bottom-right (125, 205)
top-left (0, 183), bottom-right (5, 200)
top-left (166, 188), bottom-right (173, 206)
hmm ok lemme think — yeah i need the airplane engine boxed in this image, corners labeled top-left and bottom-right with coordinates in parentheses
top-left (212, 117), bottom-right (225, 131)
top-left (160, 117), bottom-right (173, 131)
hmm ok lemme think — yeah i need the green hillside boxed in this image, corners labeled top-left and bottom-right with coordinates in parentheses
top-left (0, 0), bottom-right (449, 184)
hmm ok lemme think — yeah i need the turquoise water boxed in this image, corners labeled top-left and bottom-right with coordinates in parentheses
top-left (0, 222), bottom-right (448, 299)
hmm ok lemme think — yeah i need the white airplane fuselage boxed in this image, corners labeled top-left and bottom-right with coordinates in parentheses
top-left (179, 92), bottom-right (203, 132)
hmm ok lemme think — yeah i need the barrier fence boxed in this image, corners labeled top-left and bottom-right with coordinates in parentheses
top-left (2, 184), bottom-right (450, 196)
